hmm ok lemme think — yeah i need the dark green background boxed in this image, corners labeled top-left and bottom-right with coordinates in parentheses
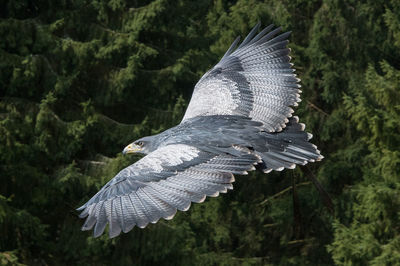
top-left (1, 0), bottom-right (399, 265)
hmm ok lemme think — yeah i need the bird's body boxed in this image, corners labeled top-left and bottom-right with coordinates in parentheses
top-left (78, 23), bottom-right (323, 238)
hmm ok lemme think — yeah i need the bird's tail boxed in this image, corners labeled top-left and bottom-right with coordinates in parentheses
top-left (255, 117), bottom-right (323, 173)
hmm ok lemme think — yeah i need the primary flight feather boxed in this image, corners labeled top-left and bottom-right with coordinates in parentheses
top-left (77, 23), bottom-right (323, 238)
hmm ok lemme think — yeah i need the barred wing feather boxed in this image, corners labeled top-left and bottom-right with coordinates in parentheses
top-left (77, 144), bottom-right (259, 238)
top-left (182, 23), bottom-right (300, 132)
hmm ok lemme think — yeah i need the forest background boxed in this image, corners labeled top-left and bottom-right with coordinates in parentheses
top-left (1, 0), bottom-right (400, 265)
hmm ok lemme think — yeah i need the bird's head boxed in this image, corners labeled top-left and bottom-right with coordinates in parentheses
top-left (122, 136), bottom-right (157, 155)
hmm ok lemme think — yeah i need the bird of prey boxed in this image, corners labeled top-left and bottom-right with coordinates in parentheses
top-left (77, 23), bottom-right (323, 238)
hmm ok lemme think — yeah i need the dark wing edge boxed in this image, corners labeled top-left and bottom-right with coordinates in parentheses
top-left (77, 144), bottom-right (260, 238)
top-left (182, 23), bottom-right (301, 132)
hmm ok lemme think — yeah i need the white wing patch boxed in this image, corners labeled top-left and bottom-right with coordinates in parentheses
top-left (182, 76), bottom-right (240, 120)
top-left (77, 144), bottom-right (260, 238)
top-left (134, 144), bottom-right (201, 173)
top-left (181, 24), bottom-right (301, 132)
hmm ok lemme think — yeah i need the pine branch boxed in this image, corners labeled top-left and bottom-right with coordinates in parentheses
top-left (307, 100), bottom-right (329, 116)
top-left (259, 182), bottom-right (311, 206)
top-left (305, 165), bottom-right (334, 215)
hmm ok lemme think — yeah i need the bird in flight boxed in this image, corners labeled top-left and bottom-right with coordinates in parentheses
top-left (77, 23), bottom-right (323, 238)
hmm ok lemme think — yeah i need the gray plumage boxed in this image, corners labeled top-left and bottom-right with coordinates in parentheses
top-left (182, 23), bottom-right (300, 132)
top-left (77, 23), bottom-right (323, 238)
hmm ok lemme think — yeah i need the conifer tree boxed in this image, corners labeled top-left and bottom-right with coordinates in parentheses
top-left (1, 0), bottom-right (400, 264)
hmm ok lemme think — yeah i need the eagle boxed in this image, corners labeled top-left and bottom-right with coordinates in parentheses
top-left (77, 23), bottom-right (323, 238)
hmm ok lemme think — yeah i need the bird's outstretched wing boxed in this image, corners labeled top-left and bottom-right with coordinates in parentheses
top-left (182, 23), bottom-right (300, 132)
top-left (77, 144), bottom-right (259, 238)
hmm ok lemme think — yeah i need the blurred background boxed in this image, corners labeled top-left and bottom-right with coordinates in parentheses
top-left (1, 0), bottom-right (400, 265)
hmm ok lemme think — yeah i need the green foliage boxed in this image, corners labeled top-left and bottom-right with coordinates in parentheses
top-left (1, 0), bottom-right (400, 265)
top-left (328, 61), bottom-right (400, 265)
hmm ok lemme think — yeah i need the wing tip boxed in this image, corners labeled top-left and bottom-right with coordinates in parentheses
top-left (76, 205), bottom-right (86, 211)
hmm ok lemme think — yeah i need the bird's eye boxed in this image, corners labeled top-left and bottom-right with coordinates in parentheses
top-left (136, 141), bottom-right (143, 146)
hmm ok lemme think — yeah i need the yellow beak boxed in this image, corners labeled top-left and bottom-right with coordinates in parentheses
top-left (122, 143), bottom-right (141, 154)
